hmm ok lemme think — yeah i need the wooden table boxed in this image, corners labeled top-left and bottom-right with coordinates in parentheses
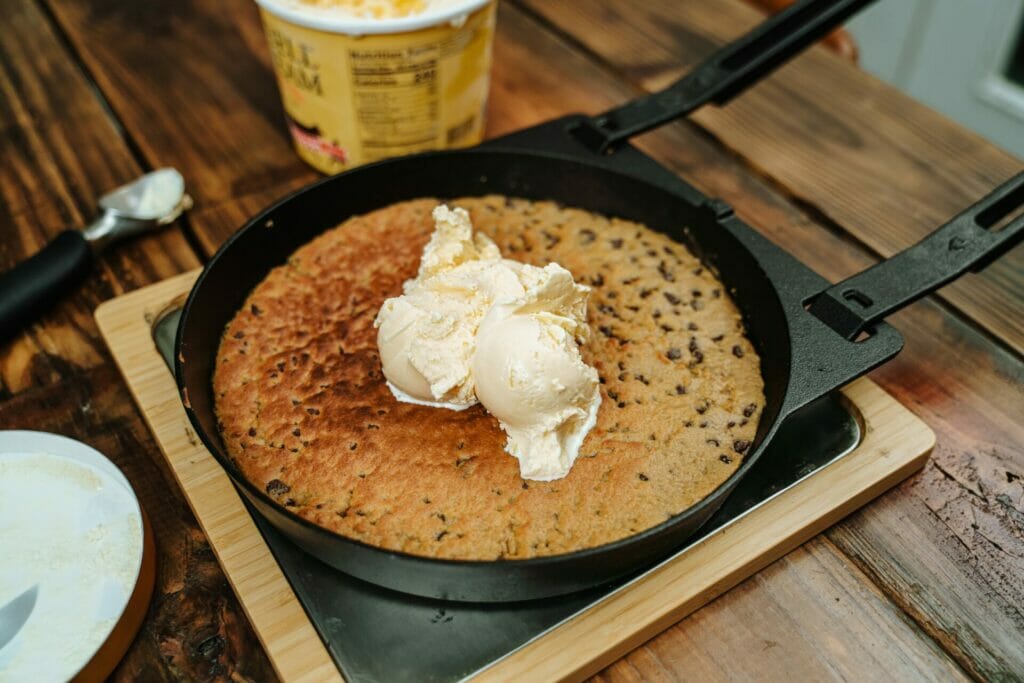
top-left (1, 0), bottom-right (1021, 679)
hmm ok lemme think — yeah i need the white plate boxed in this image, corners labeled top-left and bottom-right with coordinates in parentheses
top-left (0, 431), bottom-right (146, 683)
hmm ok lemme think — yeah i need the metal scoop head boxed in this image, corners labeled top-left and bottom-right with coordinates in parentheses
top-left (85, 168), bottom-right (193, 251)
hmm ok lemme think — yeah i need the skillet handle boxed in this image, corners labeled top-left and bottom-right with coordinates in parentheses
top-left (808, 171), bottom-right (1024, 340)
top-left (571, 0), bottom-right (875, 153)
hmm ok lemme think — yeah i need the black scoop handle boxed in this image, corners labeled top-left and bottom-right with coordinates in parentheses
top-left (572, 0), bottom-right (875, 152)
top-left (809, 171), bottom-right (1024, 340)
top-left (0, 231), bottom-right (93, 344)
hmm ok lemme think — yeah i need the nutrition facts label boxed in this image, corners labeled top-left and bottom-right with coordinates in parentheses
top-left (349, 45), bottom-right (441, 160)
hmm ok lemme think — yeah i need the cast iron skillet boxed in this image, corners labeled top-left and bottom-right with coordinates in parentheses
top-left (176, 0), bottom-right (1024, 601)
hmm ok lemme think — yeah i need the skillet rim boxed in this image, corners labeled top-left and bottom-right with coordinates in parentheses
top-left (174, 145), bottom-right (798, 571)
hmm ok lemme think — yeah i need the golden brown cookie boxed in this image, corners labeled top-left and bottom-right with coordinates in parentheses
top-left (214, 197), bottom-right (764, 560)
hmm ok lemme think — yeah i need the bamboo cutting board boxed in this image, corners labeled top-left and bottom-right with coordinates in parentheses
top-left (96, 271), bottom-right (934, 683)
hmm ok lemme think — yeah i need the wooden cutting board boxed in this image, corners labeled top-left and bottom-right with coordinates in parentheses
top-left (96, 271), bottom-right (934, 682)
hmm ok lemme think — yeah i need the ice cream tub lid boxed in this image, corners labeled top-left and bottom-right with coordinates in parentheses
top-left (254, 0), bottom-right (492, 35)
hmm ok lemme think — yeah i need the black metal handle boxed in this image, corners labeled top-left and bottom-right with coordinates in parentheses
top-left (0, 231), bottom-right (93, 344)
top-left (809, 171), bottom-right (1024, 340)
top-left (571, 0), bottom-right (875, 153)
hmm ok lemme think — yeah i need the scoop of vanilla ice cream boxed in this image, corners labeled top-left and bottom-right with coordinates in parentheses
top-left (374, 203), bottom-right (601, 480)
top-left (375, 205), bottom-right (525, 408)
top-left (473, 315), bottom-right (600, 481)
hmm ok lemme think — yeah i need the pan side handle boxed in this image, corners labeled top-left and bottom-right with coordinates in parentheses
top-left (570, 0), bottom-right (875, 154)
top-left (808, 171), bottom-right (1024, 341)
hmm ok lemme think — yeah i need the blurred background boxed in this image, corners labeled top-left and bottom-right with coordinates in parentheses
top-left (848, 0), bottom-right (1024, 158)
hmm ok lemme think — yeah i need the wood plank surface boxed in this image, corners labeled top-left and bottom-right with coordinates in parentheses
top-left (516, 0), bottom-right (1024, 356)
top-left (483, 7), bottom-right (1024, 680)
top-left (0, 2), bottom-right (273, 680)
top-left (41, 0), bottom-right (318, 254)
top-left (0, 0), bottom-right (197, 395)
top-left (24, 0), bottom-right (1024, 679)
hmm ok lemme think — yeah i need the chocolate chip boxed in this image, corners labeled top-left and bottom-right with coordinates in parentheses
top-left (743, 403), bottom-right (758, 417)
top-left (639, 288), bottom-right (655, 299)
top-left (250, 304), bottom-right (262, 316)
top-left (638, 473), bottom-right (649, 481)
top-left (727, 421), bottom-right (736, 428)
top-left (248, 427), bottom-right (257, 437)
top-left (691, 351), bottom-right (704, 364)
top-left (607, 291), bottom-right (618, 299)
top-left (699, 420), bottom-right (708, 428)
top-left (435, 530), bottom-right (448, 541)
top-left (607, 390), bottom-right (619, 400)
top-left (276, 361), bottom-right (286, 371)
top-left (734, 439), bottom-right (751, 453)
top-left (349, 442), bottom-right (358, 450)
top-left (675, 384), bottom-right (686, 395)
top-left (719, 454), bottom-right (733, 464)
top-left (663, 292), bottom-right (681, 305)
top-left (591, 273), bottom-right (605, 287)
top-left (667, 347), bottom-right (682, 360)
top-left (292, 428), bottom-right (301, 437)
top-left (599, 325), bottom-right (613, 337)
top-left (610, 238), bottom-right (624, 249)
top-left (233, 331), bottom-right (244, 339)
top-left (265, 479), bottom-right (290, 496)
top-left (660, 324), bottom-right (674, 333)
top-left (618, 372), bottom-right (628, 381)
top-left (689, 338), bottom-right (700, 354)
top-left (732, 345), bottom-right (745, 358)
top-left (617, 402), bottom-right (626, 408)
top-left (696, 400), bottom-right (709, 414)
top-left (692, 289), bottom-right (703, 297)
top-left (579, 229), bottom-right (596, 244)
top-left (657, 261), bottom-right (675, 282)
top-left (711, 289), bottom-right (721, 298)
top-left (621, 277), bottom-right (639, 285)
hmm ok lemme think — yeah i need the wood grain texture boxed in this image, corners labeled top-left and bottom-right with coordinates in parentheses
top-left (96, 273), bottom-right (941, 683)
top-left (485, 7), bottom-right (1024, 680)
top-left (0, 362), bottom-right (276, 682)
top-left (591, 537), bottom-right (965, 682)
top-left (43, 0), bottom-right (318, 240)
top-left (0, 0), bottom-right (197, 395)
top-left (24, 0), bottom-right (1024, 679)
top-left (516, 0), bottom-right (1024, 355)
top-left (0, 2), bottom-right (273, 679)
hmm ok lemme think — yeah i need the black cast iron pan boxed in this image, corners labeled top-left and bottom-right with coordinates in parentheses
top-left (176, 0), bottom-right (1024, 602)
